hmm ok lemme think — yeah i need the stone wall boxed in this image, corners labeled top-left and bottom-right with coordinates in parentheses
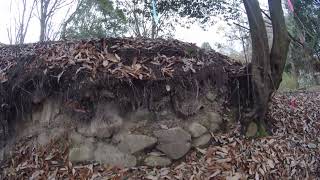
top-left (1, 89), bottom-right (224, 168)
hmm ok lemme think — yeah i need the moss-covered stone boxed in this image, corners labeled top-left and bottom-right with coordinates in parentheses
top-left (245, 122), bottom-right (258, 137)
top-left (246, 120), bottom-right (269, 138)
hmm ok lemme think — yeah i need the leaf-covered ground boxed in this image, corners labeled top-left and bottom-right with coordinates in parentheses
top-left (1, 90), bottom-right (320, 179)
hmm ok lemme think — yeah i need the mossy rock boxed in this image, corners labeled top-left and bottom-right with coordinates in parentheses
top-left (245, 122), bottom-right (258, 138)
top-left (245, 121), bottom-right (269, 138)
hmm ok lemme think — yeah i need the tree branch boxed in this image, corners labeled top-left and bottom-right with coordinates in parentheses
top-left (268, 0), bottom-right (290, 89)
top-left (233, 22), bottom-right (250, 31)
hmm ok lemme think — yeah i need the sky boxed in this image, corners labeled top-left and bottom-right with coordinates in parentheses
top-left (0, 0), bottom-right (75, 44)
top-left (0, 0), bottom-right (267, 51)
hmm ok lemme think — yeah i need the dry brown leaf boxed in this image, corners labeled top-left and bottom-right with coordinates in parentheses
top-left (106, 53), bottom-right (119, 63)
top-left (102, 60), bottom-right (109, 67)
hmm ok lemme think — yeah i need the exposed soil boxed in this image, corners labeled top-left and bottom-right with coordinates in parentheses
top-left (0, 38), bottom-right (243, 141)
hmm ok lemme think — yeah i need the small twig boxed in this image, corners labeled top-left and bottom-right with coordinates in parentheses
top-left (233, 23), bottom-right (250, 31)
top-left (288, 31), bottom-right (304, 47)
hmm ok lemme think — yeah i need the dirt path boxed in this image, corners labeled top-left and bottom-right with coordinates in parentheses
top-left (1, 91), bottom-right (320, 179)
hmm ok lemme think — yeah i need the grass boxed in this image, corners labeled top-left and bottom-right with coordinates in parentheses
top-left (279, 72), bottom-right (298, 90)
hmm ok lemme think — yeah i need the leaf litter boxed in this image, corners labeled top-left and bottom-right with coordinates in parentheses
top-left (0, 90), bottom-right (319, 179)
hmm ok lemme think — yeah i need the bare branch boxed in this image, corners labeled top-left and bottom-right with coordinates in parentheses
top-left (38, 0), bottom-right (74, 41)
top-left (233, 22), bottom-right (250, 31)
top-left (6, 0), bottom-right (37, 44)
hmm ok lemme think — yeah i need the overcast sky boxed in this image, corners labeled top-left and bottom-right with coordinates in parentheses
top-left (0, 0), bottom-right (269, 51)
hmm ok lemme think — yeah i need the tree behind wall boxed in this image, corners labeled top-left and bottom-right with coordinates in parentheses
top-left (6, 0), bottom-right (37, 44)
top-left (37, 0), bottom-right (74, 41)
top-left (201, 42), bottom-right (212, 51)
top-left (61, 0), bottom-right (127, 40)
top-left (286, 0), bottom-right (320, 86)
top-left (116, 0), bottom-right (177, 38)
top-left (165, 0), bottom-right (290, 133)
top-left (292, 0), bottom-right (320, 60)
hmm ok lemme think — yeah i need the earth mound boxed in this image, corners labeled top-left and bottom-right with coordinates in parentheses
top-left (0, 38), bottom-right (244, 168)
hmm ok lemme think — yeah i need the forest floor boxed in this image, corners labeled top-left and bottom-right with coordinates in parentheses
top-left (1, 89), bottom-right (320, 179)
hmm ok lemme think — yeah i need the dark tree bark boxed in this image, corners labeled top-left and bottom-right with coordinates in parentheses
top-left (39, 0), bottom-right (50, 42)
top-left (243, 0), bottom-right (271, 122)
top-left (243, 0), bottom-right (290, 134)
top-left (268, 0), bottom-right (290, 89)
top-left (151, 18), bottom-right (156, 39)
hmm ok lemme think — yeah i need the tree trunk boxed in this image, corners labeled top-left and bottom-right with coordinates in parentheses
top-left (40, 19), bottom-right (47, 42)
top-left (39, 0), bottom-right (49, 42)
top-left (268, 0), bottom-right (290, 89)
top-left (61, 0), bottom-right (83, 40)
top-left (243, 0), bottom-right (290, 135)
top-left (132, 0), bottom-right (141, 37)
top-left (243, 0), bottom-right (271, 124)
top-left (151, 18), bottom-right (156, 39)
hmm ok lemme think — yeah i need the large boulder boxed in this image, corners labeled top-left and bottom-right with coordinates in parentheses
top-left (117, 134), bottom-right (157, 154)
top-left (154, 127), bottom-right (191, 159)
top-left (37, 128), bottom-right (66, 146)
top-left (154, 127), bottom-right (191, 143)
top-left (156, 142), bottom-right (191, 159)
top-left (192, 133), bottom-right (211, 148)
top-left (187, 122), bottom-right (208, 138)
top-left (94, 143), bottom-right (137, 167)
top-left (200, 111), bottom-right (222, 132)
top-left (144, 156), bottom-right (172, 167)
top-left (69, 143), bottom-right (95, 162)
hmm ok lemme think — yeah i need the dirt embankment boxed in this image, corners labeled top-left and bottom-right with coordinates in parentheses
top-left (0, 38), bottom-right (243, 137)
top-left (0, 38), bottom-right (248, 178)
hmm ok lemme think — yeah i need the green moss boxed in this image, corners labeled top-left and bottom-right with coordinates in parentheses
top-left (245, 120), bottom-right (269, 138)
top-left (256, 121), bottom-right (269, 137)
top-left (279, 72), bottom-right (298, 90)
